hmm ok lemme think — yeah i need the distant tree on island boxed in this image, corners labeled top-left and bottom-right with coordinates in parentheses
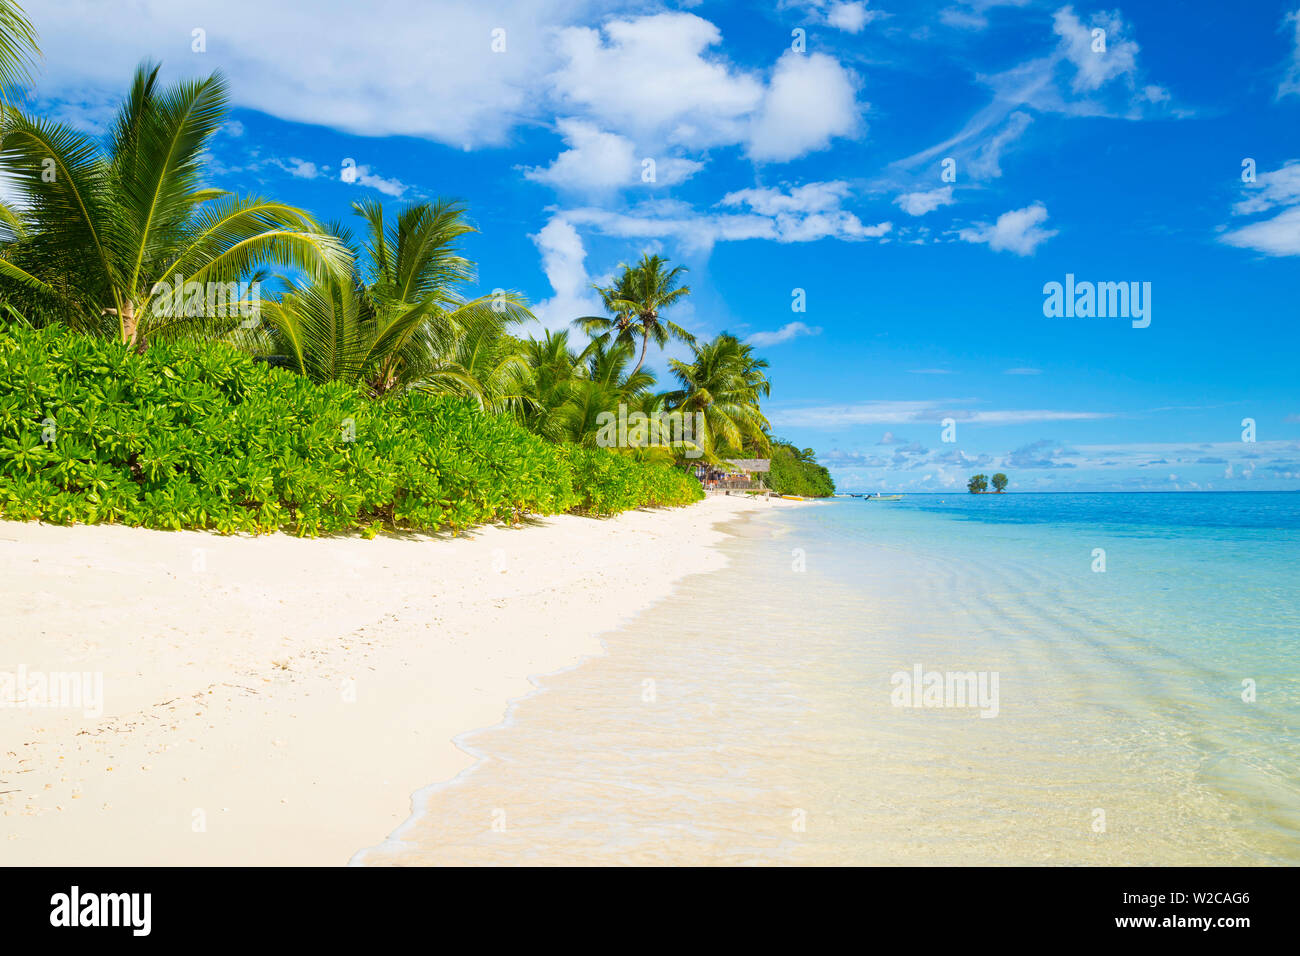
top-left (967, 474), bottom-right (988, 494)
top-left (991, 473), bottom-right (1008, 493)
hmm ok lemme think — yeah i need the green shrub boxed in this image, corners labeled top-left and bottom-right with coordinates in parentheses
top-left (561, 446), bottom-right (703, 515)
top-left (767, 443), bottom-right (835, 497)
top-left (0, 325), bottom-right (701, 536)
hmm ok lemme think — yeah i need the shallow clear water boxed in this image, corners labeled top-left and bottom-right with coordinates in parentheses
top-left (358, 493), bottom-right (1300, 865)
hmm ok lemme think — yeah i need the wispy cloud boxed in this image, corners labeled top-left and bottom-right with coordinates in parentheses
top-left (1277, 8), bottom-right (1300, 99)
top-left (747, 321), bottom-right (822, 346)
top-left (770, 399), bottom-right (1112, 427)
top-left (894, 186), bottom-right (955, 216)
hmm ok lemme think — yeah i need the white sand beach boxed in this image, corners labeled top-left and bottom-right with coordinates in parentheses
top-left (0, 495), bottom-right (794, 866)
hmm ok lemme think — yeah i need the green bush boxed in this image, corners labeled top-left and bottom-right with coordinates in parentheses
top-left (0, 325), bottom-right (701, 536)
top-left (561, 446), bottom-right (703, 515)
top-left (767, 443), bottom-right (835, 497)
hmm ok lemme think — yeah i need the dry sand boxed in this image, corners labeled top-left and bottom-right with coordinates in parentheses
top-left (0, 494), bottom-right (792, 865)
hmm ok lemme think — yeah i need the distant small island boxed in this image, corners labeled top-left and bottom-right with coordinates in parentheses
top-left (968, 473), bottom-right (1008, 494)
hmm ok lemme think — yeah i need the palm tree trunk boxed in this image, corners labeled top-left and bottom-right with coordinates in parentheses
top-left (120, 299), bottom-right (137, 347)
top-left (630, 331), bottom-right (650, 378)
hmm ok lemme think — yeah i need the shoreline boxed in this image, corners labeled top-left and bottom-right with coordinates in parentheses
top-left (1, 494), bottom-right (802, 866)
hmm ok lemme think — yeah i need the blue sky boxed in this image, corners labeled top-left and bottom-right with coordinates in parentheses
top-left (18, 0), bottom-right (1300, 491)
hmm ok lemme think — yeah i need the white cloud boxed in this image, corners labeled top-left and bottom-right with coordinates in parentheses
top-left (771, 399), bottom-right (1112, 428)
top-left (528, 217), bottom-right (606, 333)
top-left (721, 180), bottom-right (849, 216)
top-left (747, 321), bottom-right (822, 346)
top-left (554, 181), bottom-right (890, 253)
top-left (523, 119), bottom-right (702, 192)
top-left (1052, 6), bottom-right (1139, 93)
top-left (826, 2), bottom-right (882, 33)
top-left (966, 110), bottom-right (1033, 179)
top-left (550, 13), bottom-right (764, 148)
top-left (897, 5), bottom-right (1172, 179)
top-left (1231, 160), bottom-right (1300, 215)
top-left (894, 186), bottom-right (955, 216)
top-left (274, 157), bottom-right (321, 179)
top-left (938, 0), bottom-right (1031, 32)
top-left (26, 3), bottom-right (865, 184)
top-left (22, 0), bottom-right (585, 147)
top-left (720, 182), bottom-right (891, 242)
top-left (957, 202), bottom-right (1056, 255)
top-left (1221, 160), bottom-right (1300, 256)
top-left (1220, 206), bottom-right (1300, 257)
top-left (747, 51), bottom-right (862, 162)
top-left (1278, 9), bottom-right (1300, 98)
top-left (541, 13), bottom-right (861, 167)
top-left (345, 164), bottom-right (408, 197)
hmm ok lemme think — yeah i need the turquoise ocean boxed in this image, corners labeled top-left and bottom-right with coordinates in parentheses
top-left (359, 493), bottom-right (1300, 865)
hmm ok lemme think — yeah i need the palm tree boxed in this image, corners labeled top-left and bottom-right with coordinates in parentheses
top-left (561, 338), bottom-right (656, 445)
top-left (665, 333), bottom-right (771, 459)
top-left (515, 330), bottom-right (588, 441)
top-left (577, 253), bottom-right (694, 377)
top-left (0, 0), bottom-right (38, 112)
top-left (252, 198), bottom-right (533, 396)
top-left (0, 63), bottom-right (347, 348)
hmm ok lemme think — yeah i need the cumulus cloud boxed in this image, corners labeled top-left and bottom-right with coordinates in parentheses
top-left (528, 217), bottom-right (607, 333)
top-left (894, 186), bottom-right (956, 216)
top-left (554, 181), bottom-right (890, 253)
top-left (826, 2), bottom-right (883, 33)
top-left (345, 164), bottom-right (408, 197)
top-left (957, 203), bottom-right (1056, 255)
top-left (24, 3), bottom-right (862, 171)
top-left (272, 157), bottom-right (321, 179)
top-left (543, 13), bottom-right (862, 168)
top-left (551, 13), bottom-right (764, 148)
top-left (523, 119), bottom-right (702, 192)
top-left (719, 181), bottom-right (892, 241)
top-left (23, 0), bottom-right (576, 147)
top-left (747, 321), bottom-right (822, 346)
top-left (747, 51), bottom-right (863, 162)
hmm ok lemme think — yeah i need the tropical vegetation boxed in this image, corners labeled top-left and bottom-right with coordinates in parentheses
top-left (768, 442), bottom-right (835, 498)
top-left (0, 11), bottom-right (833, 538)
top-left (0, 325), bottom-right (700, 535)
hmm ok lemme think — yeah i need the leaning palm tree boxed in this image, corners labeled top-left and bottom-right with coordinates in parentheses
top-left (252, 197), bottom-right (533, 396)
top-left (0, 62), bottom-right (348, 347)
top-left (577, 252), bottom-right (694, 377)
top-left (665, 333), bottom-right (771, 459)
